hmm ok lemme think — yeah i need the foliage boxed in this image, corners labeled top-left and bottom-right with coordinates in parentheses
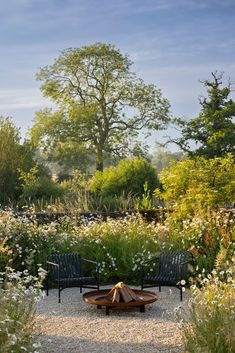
top-left (135, 182), bottom-right (153, 210)
top-left (81, 193), bottom-right (135, 212)
top-left (89, 156), bottom-right (160, 197)
top-left (0, 267), bottom-right (46, 353)
top-left (0, 212), bottom-right (160, 282)
top-left (76, 216), bottom-right (161, 282)
top-left (180, 260), bottom-right (235, 353)
top-left (173, 72), bottom-right (235, 158)
top-left (0, 117), bottom-right (28, 204)
top-left (163, 210), bottom-right (235, 274)
top-left (0, 208), bottom-right (234, 283)
top-left (31, 42), bottom-right (170, 171)
top-left (0, 117), bottom-right (21, 202)
top-left (156, 154), bottom-right (235, 218)
top-left (58, 170), bottom-right (137, 211)
top-left (0, 116), bottom-right (50, 205)
top-left (18, 167), bottom-right (64, 202)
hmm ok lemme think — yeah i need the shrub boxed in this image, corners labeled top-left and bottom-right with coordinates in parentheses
top-left (156, 154), bottom-right (235, 219)
top-left (89, 157), bottom-right (160, 197)
top-left (19, 167), bottom-right (64, 202)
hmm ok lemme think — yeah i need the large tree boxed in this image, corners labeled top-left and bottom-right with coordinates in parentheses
top-left (31, 43), bottom-right (170, 171)
top-left (172, 72), bottom-right (235, 158)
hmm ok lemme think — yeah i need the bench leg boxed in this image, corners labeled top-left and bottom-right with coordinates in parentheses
top-left (46, 277), bottom-right (49, 296)
top-left (58, 287), bottom-right (61, 303)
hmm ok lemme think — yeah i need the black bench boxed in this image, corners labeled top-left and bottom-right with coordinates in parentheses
top-left (46, 253), bottom-right (100, 303)
top-left (141, 251), bottom-right (193, 301)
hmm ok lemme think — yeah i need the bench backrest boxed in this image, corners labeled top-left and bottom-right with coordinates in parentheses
top-left (157, 252), bottom-right (192, 280)
top-left (50, 253), bottom-right (82, 279)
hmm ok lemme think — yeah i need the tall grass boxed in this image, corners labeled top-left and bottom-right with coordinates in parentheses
top-left (16, 191), bottom-right (138, 213)
top-left (180, 260), bottom-right (235, 353)
top-left (0, 209), bottom-right (234, 283)
top-left (77, 215), bottom-right (161, 282)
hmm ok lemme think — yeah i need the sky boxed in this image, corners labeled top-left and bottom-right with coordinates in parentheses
top-left (1, 0), bottom-right (235, 152)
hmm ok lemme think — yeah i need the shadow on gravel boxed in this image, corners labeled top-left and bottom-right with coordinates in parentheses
top-left (37, 334), bottom-right (184, 353)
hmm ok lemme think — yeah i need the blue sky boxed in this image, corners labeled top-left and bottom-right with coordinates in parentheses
top-left (1, 0), bottom-right (235, 151)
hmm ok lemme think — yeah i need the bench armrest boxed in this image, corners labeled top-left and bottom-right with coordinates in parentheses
top-left (82, 258), bottom-right (98, 265)
top-left (46, 261), bottom-right (59, 267)
top-left (180, 260), bottom-right (191, 265)
top-left (180, 253), bottom-right (195, 266)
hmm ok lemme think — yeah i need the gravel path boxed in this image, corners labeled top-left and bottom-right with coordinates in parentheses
top-left (35, 286), bottom-right (187, 353)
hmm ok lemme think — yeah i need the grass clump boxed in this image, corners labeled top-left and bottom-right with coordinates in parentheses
top-left (180, 259), bottom-right (235, 353)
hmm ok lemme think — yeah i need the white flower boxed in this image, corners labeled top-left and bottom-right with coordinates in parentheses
top-left (180, 280), bottom-right (186, 286)
top-left (10, 334), bottom-right (17, 345)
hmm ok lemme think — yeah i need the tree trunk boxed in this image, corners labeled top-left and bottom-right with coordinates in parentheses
top-left (96, 148), bottom-right (104, 171)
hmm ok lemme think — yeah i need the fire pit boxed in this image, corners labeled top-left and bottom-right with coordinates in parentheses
top-left (83, 282), bottom-right (158, 315)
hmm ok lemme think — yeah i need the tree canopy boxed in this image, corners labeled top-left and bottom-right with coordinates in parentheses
top-left (172, 72), bottom-right (235, 158)
top-left (31, 43), bottom-right (170, 171)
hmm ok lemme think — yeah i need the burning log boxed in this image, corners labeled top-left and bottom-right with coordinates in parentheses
top-left (105, 282), bottom-right (141, 303)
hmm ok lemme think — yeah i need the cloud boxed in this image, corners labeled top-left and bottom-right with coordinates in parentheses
top-left (0, 89), bottom-right (49, 110)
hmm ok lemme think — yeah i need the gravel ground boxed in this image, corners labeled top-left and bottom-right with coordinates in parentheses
top-left (35, 286), bottom-right (188, 353)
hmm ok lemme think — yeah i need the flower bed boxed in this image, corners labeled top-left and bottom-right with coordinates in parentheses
top-left (0, 209), bottom-right (234, 283)
top-left (0, 267), bottom-right (46, 353)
